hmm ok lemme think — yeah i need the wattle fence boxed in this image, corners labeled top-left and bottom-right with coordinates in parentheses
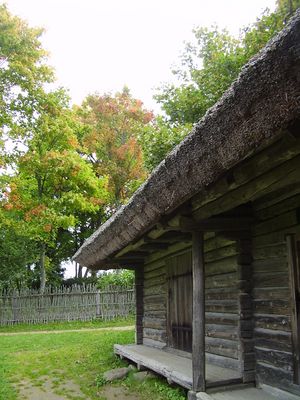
top-left (0, 284), bottom-right (135, 325)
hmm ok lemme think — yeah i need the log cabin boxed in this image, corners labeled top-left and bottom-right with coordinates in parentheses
top-left (73, 10), bottom-right (300, 399)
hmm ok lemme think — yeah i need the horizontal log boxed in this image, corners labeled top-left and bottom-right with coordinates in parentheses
top-left (193, 154), bottom-right (300, 220)
top-left (253, 287), bottom-right (290, 300)
top-left (205, 243), bottom-right (237, 261)
top-left (204, 235), bottom-right (235, 253)
top-left (205, 352), bottom-right (240, 370)
top-left (253, 257), bottom-right (288, 273)
top-left (254, 299), bottom-right (290, 315)
top-left (144, 275), bottom-right (167, 289)
top-left (253, 243), bottom-right (287, 260)
top-left (144, 302), bottom-right (166, 312)
top-left (255, 347), bottom-right (293, 372)
top-left (253, 272), bottom-right (289, 288)
top-left (253, 182), bottom-right (300, 212)
top-left (254, 337), bottom-right (292, 352)
top-left (144, 266), bottom-right (166, 280)
top-left (177, 216), bottom-right (252, 232)
top-left (206, 301), bottom-right (238, 313)
top-left (144, 259), bottom-right (165, 272)
top-left (143, 310), bottom-right (166, 319)
top-left (143, 317), bottom-right (166, 330)
top-left (254, 314), bottom-right (291, 331)
top-left (143, 328), bottom-right (166, 343)
top-left (254, 327), bottom-right (292, 342)
top-left (192, 136), bottom-right (300, 211)
top-left (205, 344), bottom-right (238, 359)
top-left (206, 273), bottom-right (237, 289)
top-left (205, 256), bottom-right (237, 276)
top-left (253, 210), bottom-right (298, 236)
top-left (256, 363), bottom-right (294, 390)
top-left (255, 193), bottom-right (300, 222)
top-left (206, 288), bottom-right (238, 301)
top-left (206, 337), bottom-right (238, 359)
top-left (142, 338), bottom-right (166, 349)
top-left (206, 323), bottom-right (238, 340)
top-left (145, 241), bottom-right (191, 265)
top-left (143, 294), bottom-right (166, 304)
top-left (144, 284), bottom-right (167, 297)
top-left (205, 312), bottom-right (238, 325)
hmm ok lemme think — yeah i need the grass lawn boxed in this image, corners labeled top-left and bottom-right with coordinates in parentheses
top-left (0, 321), bottom-right (186, 400)
top-left (0, 316), bottom-right (135, 333)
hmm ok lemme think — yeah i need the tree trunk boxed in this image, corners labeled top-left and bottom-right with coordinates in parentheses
top-left (84, 267), bottom-right (89, 278)
top-left (40, 243), bottom-right (46, 294)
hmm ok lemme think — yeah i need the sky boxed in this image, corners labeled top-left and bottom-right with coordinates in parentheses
top-left (3, 0), bottom-right (277, 277)
top-left (4, 0), bottom-right (276, 112)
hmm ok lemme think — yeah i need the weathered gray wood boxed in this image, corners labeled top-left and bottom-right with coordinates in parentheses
top-left (255, 347), bottom-right (293, 371)
top-left (114, 344), bottom-right (242, 390)
top-left (192, 231), bottom-right (206, 392)
top-left (255, 193), bottom-right (300, 221)
top-left (287, 234), bottom-right (300, 384)
top-left (135, 266), bottom-right (144, 345)
top-left (193, 155), bottom-right (300, 221)
top-left (143, 328), bottom-right (166, 343)
top-left (0, 284), bottom-right (135, 325)
top-left (177, 216), bottom-right (252, 232)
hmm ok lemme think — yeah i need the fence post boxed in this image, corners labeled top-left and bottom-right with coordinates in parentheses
top-left (0, 284), bottom-right (135, 325)
top-left (96, 290), bottom-right (101, 318)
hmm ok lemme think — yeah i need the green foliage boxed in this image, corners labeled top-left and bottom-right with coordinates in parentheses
top-left (155, 27), bottom-right (245, 125)
top-left (98, 269), bottom-right (134, 289)
top-left (0, 89), bottom-right (109, 290)
top-left (76, 87), bottom-right (154, 204)
top-left (155, 3), bottom-right (300, 126)
top-left (152, 380), bottom-right (186, 400)
top-left (0, 4), bottom-right (54, 133)
top-left (139, 116), bottom-right (192, 171)
top-left (0, 223), bottom-right (39, 290)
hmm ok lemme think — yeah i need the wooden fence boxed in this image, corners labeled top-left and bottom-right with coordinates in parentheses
top-left (0, 284), bottom-right (135, 325)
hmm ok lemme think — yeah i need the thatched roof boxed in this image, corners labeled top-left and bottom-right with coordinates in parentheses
top-left (73, 10), bottom-right (300, 269)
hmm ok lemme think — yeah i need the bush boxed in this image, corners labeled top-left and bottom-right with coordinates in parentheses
top-left (98, 270), bottom-right (134, 289)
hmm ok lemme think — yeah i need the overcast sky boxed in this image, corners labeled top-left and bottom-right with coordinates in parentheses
top-left (3, 0), bottom-right (277, 277)
top-left (4, 0), bottom-right (276, 112)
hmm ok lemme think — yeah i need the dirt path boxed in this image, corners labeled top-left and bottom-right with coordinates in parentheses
top-left (0, 325), bottom-right (134, 336)
top-left (16, 377), bottom-right (142, 400)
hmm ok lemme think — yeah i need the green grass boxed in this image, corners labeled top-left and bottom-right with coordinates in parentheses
top-left (0, 322), bottom-right (186, 400)
top-left (0, 316), bottom-right (135, 333)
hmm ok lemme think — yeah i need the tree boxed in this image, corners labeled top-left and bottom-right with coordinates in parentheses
top-left (0, 219), bottom-right (39, 291)
top-left (1, 90), bottom-right (108, 292)
top-left (0, 4), bottom-right (54, 133)
top-left (76, 88), bottom-right (154, 206)
top-left (138, 116), bottom-right (191, 171)
top-left (154, 2), bottom-right (300, 126)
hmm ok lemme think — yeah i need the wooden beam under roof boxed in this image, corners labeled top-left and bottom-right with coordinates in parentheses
top-left (178, 216), bottom-right (253, 232)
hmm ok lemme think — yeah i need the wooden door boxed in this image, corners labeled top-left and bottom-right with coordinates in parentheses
top-left (166, 252), bottom-right (193, 352)
top-left (287, 234), bottom-right (300, 384)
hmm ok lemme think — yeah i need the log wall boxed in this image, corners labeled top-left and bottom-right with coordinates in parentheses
top-left (252, 189), bottom-right (300, 395)
top-left (142, 236), bottom-right (241, 371)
